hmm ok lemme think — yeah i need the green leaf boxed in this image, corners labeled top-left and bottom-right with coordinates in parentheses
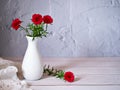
top-left (22, 22), bottom-right (50, 39)
top-left (56, 70), bottom-right (65, 79)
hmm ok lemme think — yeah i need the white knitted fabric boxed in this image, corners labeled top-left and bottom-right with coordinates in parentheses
top-left (0, 58), bottom-right (32, 90)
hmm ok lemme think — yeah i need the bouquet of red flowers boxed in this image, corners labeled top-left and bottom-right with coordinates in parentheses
top-left (11, 14), bottom-right (53, 40)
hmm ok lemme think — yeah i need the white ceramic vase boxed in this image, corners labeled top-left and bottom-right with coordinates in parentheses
top-left (22, 36), bottom-right (43, 80)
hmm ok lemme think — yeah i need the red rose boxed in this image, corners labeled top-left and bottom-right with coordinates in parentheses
top-left (43, 15), bottom-right (53, 24)
top-left (32, 14), bottom-right (43, 25)
top-left (11, 18), bottom-right (22, 30)
top-left (64, 71), bottom-right (74, 82)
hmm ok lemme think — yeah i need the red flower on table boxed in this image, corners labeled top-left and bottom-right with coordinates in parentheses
top-left (43, 15), bottom-right (53, 24)
top-left (11, 18), bottom-right (22, 30)
top-left (32, 14), bottom-right (43, 25)
top-left (64, 71), bottom-right (75, 82)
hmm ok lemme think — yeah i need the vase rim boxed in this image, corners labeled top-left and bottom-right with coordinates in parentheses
top-left (26, 36), bottom-right (40, 41)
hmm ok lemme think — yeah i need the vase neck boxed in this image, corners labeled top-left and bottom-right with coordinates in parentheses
top-left (26, 36), bottom-right (39, 44)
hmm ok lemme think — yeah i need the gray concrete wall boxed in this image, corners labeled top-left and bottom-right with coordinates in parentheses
top-left (0, 0), bottom-right (120, 57)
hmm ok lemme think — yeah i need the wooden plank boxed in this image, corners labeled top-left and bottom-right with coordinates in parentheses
top-left (3, 57), bottom-right (120, 61)
top-left (27, 74), bottom-right (120, 86)
top-left (3, 57), bottom-right (120, 67)
top-left (67, 67), bottom-right (120, 74)
top-left (43, 60), bottom-right (120, 67)
top-left (30, 86), bottom-right (120, 90)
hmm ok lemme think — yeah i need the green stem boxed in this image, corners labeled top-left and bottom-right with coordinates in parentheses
top-left (43, 65), bottom-right (65, 79)
top-left (20, 26), bottom-right (30, 35)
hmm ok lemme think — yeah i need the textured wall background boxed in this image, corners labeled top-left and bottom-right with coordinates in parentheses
top-left (0, 0), bottom-right (120, 57)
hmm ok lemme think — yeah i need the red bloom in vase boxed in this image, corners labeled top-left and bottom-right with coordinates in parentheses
top-left (11, 18), bottom-right (22, 30)
top-left (32, 14), bottom-right (43, 25)
top-left (64, 71), bottom-right (75, 82)
top-left (43, 15), bottom-right (53, 24)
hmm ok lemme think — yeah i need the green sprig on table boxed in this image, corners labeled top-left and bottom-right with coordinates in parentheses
top-left (43, 65), bottom-right (65, 79)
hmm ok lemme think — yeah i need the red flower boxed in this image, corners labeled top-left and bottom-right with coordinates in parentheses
top-left (43, 15), bottom-right (53, 24)
top-left (32, 14), bottom-right (43, 25)
top-left (64, 71), bottom-right (74, 82)
top-left (11, 18), bottom-right (22, 30)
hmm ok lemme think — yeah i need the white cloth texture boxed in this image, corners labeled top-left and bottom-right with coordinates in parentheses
top-left (0, 57), bottom-right (32, 90)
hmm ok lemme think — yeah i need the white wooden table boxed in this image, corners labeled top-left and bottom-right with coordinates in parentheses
top-left (23, 57), bottom-right (120, 90)
top-left (6, 57), bottom-right (120, 90)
